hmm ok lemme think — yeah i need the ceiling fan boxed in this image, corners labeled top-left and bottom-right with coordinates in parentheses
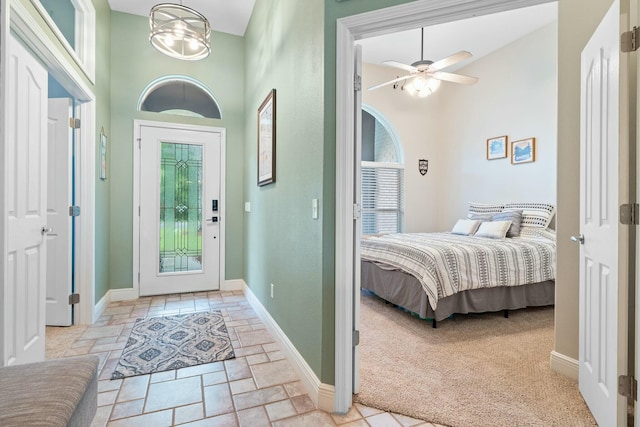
top-left (368, 27), bottom-right (479, 97)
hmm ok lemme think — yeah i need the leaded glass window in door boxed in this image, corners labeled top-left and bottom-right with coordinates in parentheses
top-left (159, 142), bottom-right (203, 273)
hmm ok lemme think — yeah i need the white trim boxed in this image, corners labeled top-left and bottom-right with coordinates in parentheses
top-left (132, 120), bottom-right (227, 298)
top-left (550, 350), bottom-right (579, 381)
top-left (243, 282), bottom-right (334, 413)
top-left (28, 0), bottom-right (95, 83)
top-left (221, 279), bottom-right (244, 291)
top-left (92, 288), bottom-right (138, 322)
top-left (334, 0), bottom-right (556, 414)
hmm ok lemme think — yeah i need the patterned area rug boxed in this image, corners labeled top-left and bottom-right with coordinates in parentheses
top-left (112, 311), bottom-right (235, 379)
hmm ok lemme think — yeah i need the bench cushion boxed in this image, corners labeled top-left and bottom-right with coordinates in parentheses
top-left (0, 355), bottom-right (99, 427)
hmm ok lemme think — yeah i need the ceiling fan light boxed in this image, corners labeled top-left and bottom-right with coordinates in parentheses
top-left (149, 3), bottom-right (211, 61)
top-left (405, 76), bottom-right (440, 98)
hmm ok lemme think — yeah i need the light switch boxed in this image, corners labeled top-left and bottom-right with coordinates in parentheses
top-left (244, 202), bottom-right (251, 213)
top-left (312, 198), bottom-right (319, 219)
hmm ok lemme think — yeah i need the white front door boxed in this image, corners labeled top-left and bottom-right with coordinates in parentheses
top-left (4, 33), bottom-right (49, 365)
top-left (139, 124), bottom-right (222, 296)
top-left (46, 98), bottom-right (73, 326)
top-left (578, 0), bottom-right (628, 424)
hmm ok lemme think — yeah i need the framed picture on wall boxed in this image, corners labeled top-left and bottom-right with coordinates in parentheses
top-left (486, 135), bottom-right (507, 160)
top-left (257, 89), bottom-right (276, 186)
top-left (511, 137), bottom-right (536, 164)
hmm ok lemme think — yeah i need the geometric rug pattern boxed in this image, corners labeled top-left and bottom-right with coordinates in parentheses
top-left (111, 310), bottom-right (235, 379)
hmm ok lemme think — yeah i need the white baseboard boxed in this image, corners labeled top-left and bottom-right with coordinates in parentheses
top-left (242, 283), bottom-right (335, 413)
top-left (92, 288), bottom-right (137, 323)
top-left (550, 350), bottom-right (579, 381)
top-left (222, 279), bottom-right (244, 291)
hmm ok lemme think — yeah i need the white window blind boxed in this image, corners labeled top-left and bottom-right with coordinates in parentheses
top-left (361, 162), bottom-right (404, 235)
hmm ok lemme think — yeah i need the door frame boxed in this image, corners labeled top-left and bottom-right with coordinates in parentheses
top-left (334, 0), bottom-right (557, 413)
top-left (133, 120), bottom-right (227, 298)
top-left (1, 0), bottom-right (96, 344)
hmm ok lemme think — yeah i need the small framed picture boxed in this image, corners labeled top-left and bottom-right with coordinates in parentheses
top-left (257, 89), bottom-right (276, 186)
top-left (486, 135), bottom-right (507, 160)
top-left (511, 137), bottom-right (536, 164)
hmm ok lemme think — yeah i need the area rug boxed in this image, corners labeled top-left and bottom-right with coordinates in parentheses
top-left (112, 311), bottom-right (234, 379)
top-left (354, 292), bottom-right (597, 427)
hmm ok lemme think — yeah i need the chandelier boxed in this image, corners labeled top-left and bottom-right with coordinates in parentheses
top-left (149, 3), bottom-right (211, 61)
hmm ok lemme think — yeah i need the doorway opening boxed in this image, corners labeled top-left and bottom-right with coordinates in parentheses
top-left (334, 0), bottom-right (560, 414)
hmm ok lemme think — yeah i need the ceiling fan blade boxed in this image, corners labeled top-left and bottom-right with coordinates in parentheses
top-left (382, 60), bottom-right (417, 73)
top-left (433, 71), bottom-right (478, 85)
top-left (429, 51), bottom-right (472, 71)
top-left (368, 75), bottom-right (412, 91)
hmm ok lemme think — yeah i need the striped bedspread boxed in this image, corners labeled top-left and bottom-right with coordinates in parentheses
top-left (360, 232), bottom-right (556, 310)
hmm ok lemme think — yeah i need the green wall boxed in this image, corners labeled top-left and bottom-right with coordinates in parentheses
top-left (243, 0), bottom-right (327, 380)
top-left (93, 0), bottom-right (112, 303)
top-left (39, 0), bottom-right (75, 48)
top-left (107, 12), bottom-right (245, 293)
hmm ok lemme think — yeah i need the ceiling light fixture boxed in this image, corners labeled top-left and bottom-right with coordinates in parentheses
top-left (149, 3), bottom-right (211, 61)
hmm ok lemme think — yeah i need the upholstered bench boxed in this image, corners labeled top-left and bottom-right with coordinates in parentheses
top-left (0, 355), bottom-right (99, 426)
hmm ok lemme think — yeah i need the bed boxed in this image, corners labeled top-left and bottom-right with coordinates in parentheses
top-left (360, 202), bottom-right (557, 326)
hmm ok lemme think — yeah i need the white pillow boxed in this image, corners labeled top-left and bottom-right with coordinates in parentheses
top-left (451, 219), bottom-right (482, 236)
top-left (474, 220), bottom-right (512, 239)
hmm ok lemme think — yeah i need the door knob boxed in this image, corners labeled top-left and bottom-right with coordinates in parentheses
top-left (41, 227), bottom-right (53, 235)
top-left (570, 234), bottom-right (585, 244)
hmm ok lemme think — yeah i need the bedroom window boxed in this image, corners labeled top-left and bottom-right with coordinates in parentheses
top-left (361, 108), bottom-right (404, 235)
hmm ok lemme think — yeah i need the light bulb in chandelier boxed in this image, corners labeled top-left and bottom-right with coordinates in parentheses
top-left (149, 3), bottom-right (211, 61)
top-left (405, 75), bottom-right (441, 98)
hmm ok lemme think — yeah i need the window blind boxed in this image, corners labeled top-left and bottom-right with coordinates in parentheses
top-left (361, 163), bottom-right (404, 235)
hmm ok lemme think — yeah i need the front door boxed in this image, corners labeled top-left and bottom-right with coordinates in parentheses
top-left (4, 33), bottom-right (49, 365)
top-left (139, 124), bottom-right (221, 296)
top-left (578, 0), bottom-right (628, 424)
top-left (46, 98), bottom-right (73, 326)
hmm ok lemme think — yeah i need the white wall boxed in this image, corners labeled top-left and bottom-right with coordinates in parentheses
top-left (362, 21), bottom-right (558, 232)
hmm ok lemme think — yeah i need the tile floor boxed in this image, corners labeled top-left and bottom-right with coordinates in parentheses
top-left (46, 290), bottom-right (445, 427)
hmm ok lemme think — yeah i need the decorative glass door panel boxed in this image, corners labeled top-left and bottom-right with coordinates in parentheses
top-left (159, 142), bottom-right (203, 274)
top-left (139, 124), bottom-right (221, 296)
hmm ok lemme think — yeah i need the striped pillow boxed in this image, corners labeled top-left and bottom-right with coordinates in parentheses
top-left (503, 202), bottom-right (556, 228)
top-left (492, 210), bottom-right (523, 237)
top-left (467, 202), bottom-right (505, 218)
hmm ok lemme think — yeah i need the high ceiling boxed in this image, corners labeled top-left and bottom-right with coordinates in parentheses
top-left (106, 1), bottom-right (556, 69)
top-left (107, 0), bottom-right (256, 36)
top-left (358, 2), bottom-right (557, 69)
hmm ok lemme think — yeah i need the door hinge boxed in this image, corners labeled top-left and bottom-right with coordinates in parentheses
top-left (68, 293), bottom-right (80, 305)
top-left (352, 330), bottom-right (360, 347)
top-left (620, 203), bottom-right (639, 225)
top-left (69, 206), bottom-right (81, 216)
top-left (138, 138), bottom-right (141, 149)
top-left (69, 118), bottom-right (81, 129)
top-left (137, 272), bottom-right (140, 284)
top-left (619, 375), bottom-right (637, 400)
top-left (354, 74), bottom-right (362, 92)
top-left (353, 203), bottom-right (361, 220)
top-left (622, 27), bottom-right (640, 52)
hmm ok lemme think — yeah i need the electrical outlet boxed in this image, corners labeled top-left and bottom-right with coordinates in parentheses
top-left (270, 283), bottom-right (274, 299)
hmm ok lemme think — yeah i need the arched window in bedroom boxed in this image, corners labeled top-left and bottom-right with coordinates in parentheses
top-left (361, 107), bottom-right (404, 235)
top-left (137, 76), bottom-right (222, 119)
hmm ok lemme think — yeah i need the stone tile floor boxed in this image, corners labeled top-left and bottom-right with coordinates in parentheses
top-left (46, 290), bottom-right (445, 426)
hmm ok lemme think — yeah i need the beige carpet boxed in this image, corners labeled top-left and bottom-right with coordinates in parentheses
top-left (354, 292), bottom-right (597, 427)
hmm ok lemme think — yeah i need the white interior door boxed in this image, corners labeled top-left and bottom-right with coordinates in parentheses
top-left (139, 125), bottom-right (221, 296)
top-left (46, 98), bottom-right (73, 326)
top-left (578, 1), bottom-right (627, 424)
top-left (4, 33), bottom-right (49, 365)
top-left (353, 44), bottom-right (362, 394)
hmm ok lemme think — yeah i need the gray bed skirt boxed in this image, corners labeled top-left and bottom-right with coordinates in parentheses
top-left (361, 260), bottom-right (555, 322)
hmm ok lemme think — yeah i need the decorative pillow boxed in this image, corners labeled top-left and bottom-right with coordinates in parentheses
top-left (451, 219), bottom-right (482, 236)
top-left (519, 227), bottom-right (556, 241)
top-left (491, 210), bottom-right (523, 237)
top-left (474, 220), bottom-right (512, 239)
top-left (503, 202), bottom-right (556, 229)
top-left (467, 202), bottom-right (505, 218)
